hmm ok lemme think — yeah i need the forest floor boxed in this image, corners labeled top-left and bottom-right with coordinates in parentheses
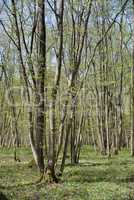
top-left (1, 147), bottom-right (134, 199)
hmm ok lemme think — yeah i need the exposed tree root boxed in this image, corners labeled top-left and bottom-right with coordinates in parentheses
top-left (35, 170), bottom-right (59, 184)
top-left (27, 159), bottom-right (36, 168)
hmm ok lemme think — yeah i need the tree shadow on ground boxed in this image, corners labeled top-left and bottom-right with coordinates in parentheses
top-left (64, 161), bottom-right (134, 184)
top-left (1, 160), bottom-right (134, 190)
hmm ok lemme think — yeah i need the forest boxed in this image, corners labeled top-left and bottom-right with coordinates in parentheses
top-left (0, 0), bottom-right (134, 199)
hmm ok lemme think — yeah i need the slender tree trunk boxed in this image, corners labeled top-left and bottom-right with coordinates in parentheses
top-left (131, 0), bottom-right (134, 155)
top-left (34, 0), bottom-right (46, 173)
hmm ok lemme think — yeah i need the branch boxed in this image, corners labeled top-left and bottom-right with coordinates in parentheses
top-left (0, 20), bottom-right (19, 49)
top-left (76, 0), bottom-right (130, 98)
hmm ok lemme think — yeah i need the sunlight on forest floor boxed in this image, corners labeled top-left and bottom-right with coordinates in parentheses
top-left (1, 146), bottom-right (134, 200)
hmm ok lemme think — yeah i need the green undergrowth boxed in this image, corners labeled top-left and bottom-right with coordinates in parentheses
top-left (1, 146), bottom-right (134, 199)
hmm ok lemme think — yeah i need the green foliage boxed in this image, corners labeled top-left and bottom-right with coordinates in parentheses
top-left (1, 147), bottom-right (134, 199)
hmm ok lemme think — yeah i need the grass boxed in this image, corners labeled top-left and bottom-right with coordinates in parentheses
top-left (1, 146), bottom-right (134, 199)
